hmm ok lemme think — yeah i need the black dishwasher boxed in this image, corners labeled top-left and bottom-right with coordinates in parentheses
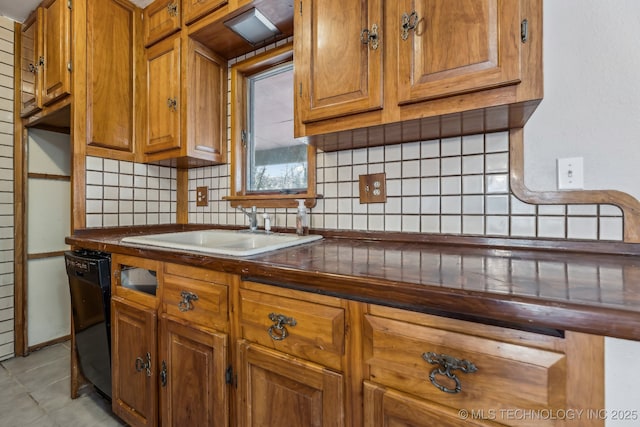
top-left (65, 250), bottom-right (112, 399)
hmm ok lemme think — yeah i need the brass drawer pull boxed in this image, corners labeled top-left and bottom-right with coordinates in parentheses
top-left (401, 11), bottom-right (419, 41)
top-left (422, 352), bottom-right (477, 394)
top-left (167, 97), bottom-right (178, 112)
top-left (178, 290), bottom-right (199, 312)
top-left (135, 352), bottom-right (152, 377)
top-left (360, 24), bottom-right (380, 50)
top-left (267, 313), bottom-right (297, 341)
top-left (167, 2), bottom-right (178, 17)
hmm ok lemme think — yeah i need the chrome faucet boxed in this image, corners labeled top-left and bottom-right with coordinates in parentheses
top-left (239, 206), bottom-right (258, 231)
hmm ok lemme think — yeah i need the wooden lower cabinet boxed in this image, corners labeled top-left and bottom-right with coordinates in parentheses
top-left (111, 296), bottom-right (158, 427)
top-left (159, 315), bottom-right (229, 426)
top-left (363, 305), bottom-right (604, 427)
top-left (237, 341), bottom-right (345, 427)
top-left (364, 381), bottom-right (499, 427)
top-left (110, 259), bottom-right (604, 427)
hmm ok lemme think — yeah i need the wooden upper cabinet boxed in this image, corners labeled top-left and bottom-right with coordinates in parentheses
top-left (396, 0), bottom-right (522, 105)
top-left (183, 0), bottom-right (228, 25)
top-left (295, 0), bottom-right (383, 124)
top-left (144, 0), bottom-right (181, 46)
top-left (144, 35), bottom-right (182, 155)
top-left (184, 38), bottom-right (227, 163)
top-left (20, 9), bottom-right (43, 117)
top-left (86, 0), bottom-right (141, 155)
top-left (143, 35), bottom-right (227, 166)
top-left (41, 0), bottom-right (71, 106)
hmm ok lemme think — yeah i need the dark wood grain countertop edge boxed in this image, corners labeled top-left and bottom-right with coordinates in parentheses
top-left (66, 227), bottom-right (640, 341)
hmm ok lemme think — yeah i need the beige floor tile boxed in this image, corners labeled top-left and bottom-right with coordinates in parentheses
top-left (17, 357), bottom-right (70, 392)
top-left (0, 343), bottom-right (69, 376)
top-left (0, 392), bottom-right (47, 426)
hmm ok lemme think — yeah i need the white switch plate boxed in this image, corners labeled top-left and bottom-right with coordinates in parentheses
top-left (557, 157), bottom-right (584, 190)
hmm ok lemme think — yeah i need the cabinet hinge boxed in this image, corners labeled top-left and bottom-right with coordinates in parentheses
top-left (299, 1), bottom-right (302, 16)
top-left (520, 19), bottom-right (528, 43)
top-left (225, 366), bottom-right (236, 387)
top-left (67, 62), bottom-right (72, 72)
top-left (67, 0), bottom-right (72, 10)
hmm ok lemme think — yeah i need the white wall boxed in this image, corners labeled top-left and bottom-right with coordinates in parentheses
top-left (523, 2), bottom-right (640, 425)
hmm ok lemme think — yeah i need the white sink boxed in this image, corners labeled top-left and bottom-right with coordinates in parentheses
top-left (121, 229), bottom-right (322, 256)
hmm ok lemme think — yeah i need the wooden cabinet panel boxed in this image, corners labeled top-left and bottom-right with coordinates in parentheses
top-left (184, 38), bottom-right (227, 163)
top-left (239, 287), bottom-right (345, 371)
top-left (183, 0), bottom-right (227, 25)
top-left (159, 315), bottom-right (228, 427)
top-left (364, 381), bottom-right (497, 427)
top-left (20, 9), bottom-right (42, 117)
top-left (396, 0), bottom-right (522, 105)
top-left (144, 35), bottom-right (181, 155)
top-left (86, 0), bottom-right (140, 153)
top-left (237, 341), bottom-right (345, 427)
top-left (295, 0), bottom-right (383, 123)
top-left (162, 271), bottom-right (228, 332)
top-left (42, 0), bottom-right (71, 106)
top-left (364, 314), bottom-right (566, 427)
top-left (144, 0), bottom-right (181, 46)
top-left (111, 296), bottom-right (158, 427)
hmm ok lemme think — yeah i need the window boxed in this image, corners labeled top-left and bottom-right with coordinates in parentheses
top-left (247, 63), bottom-right (307, 192)
top-left (226, 43), bottom-right (317, 208)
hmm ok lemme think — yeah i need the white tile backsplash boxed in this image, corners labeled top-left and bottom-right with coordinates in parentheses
top-left (81, 39), bottom-right (624, 244)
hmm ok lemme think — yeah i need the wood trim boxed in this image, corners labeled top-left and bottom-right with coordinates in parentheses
top-left (27, 334), bottom-right (71, 353)
top-left (71, 0), bottom-right (87, 232)
top-left (565, 332), bottom-right (604, 427)
top-left (176, 168), bottom-right (188, 224)
top-left (27, 250), bottom-right (67, 260)
top-left (13, 21), bottom-right (27, 357)
top-left (510, 128), bottom-right (640, 243)
top-left (27, 172), bottom-right (70, 181)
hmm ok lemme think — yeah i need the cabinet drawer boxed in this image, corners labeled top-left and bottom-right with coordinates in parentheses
top-left (162, 272), bottom-right (228, 332)
top-left (364, 314), bottom-right (566, 426)
top-left (144, 0), bottom-right (181, 46)
top-left (239, 286), bottom-right (345, 371)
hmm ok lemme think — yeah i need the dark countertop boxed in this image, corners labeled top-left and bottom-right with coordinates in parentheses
top-left (66, 225), bottom-right (640, 341)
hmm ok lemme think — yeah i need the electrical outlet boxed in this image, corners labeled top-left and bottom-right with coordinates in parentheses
top-left (196, 186), bottom-right (208, 206)
top-left (557, 157), bottom-right (584, 190)
top-left (359, 173), bottom-right (387, 204)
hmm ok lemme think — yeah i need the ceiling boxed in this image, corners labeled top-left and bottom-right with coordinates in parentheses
top-left (0, 0), bottom-right (153, 23)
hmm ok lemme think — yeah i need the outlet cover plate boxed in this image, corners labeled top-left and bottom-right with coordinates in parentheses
top-left (359, 173), bottom-right (387, 203)
top-left (196, 186), bottom-right (208, 206)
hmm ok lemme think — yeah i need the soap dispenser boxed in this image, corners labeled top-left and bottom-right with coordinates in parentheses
top-left (295, 200), bottom-right (308, 236)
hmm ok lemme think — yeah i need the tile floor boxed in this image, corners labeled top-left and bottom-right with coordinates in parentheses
top-left (0, 341), bottom-right (125, 427)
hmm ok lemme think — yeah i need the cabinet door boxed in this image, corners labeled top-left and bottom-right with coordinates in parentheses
top-left (185, 38), bottom-right (227, 163)
top-left (295, 0), bottom-right (383, 123)
top-left (112, 297), bottom-right (158, 427)
top-left (396, 0), bottom-right (521, 105)
top-left (144, 35), bottom-right (181, 154)
top-left (183, 0), bottom-right (227, 25)
top-left (20, 9), bottom-right (42, 117)
top-left (144, 0), bottom-right (181, 46)
top-left (159, 315), bottom-right (229, 427)
top-left (364, 382), bottom-right (498, 427)
top-left (86, 0), bottom-right (139, 153)
top-left (237, 341), bottom-right (345, 427)
top-left (41, 0), bottom-right (71, 106)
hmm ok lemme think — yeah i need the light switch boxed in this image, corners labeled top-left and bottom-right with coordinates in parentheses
top-left (557, 157), bottom-right (584, 190)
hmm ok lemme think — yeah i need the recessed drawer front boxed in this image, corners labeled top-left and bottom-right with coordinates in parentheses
top-left (364, 314), bottom-right (567, 426)
top-left (239, 288), bottom-right (345, 371)
top-left (162, 273), bottom-right (228, 332)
